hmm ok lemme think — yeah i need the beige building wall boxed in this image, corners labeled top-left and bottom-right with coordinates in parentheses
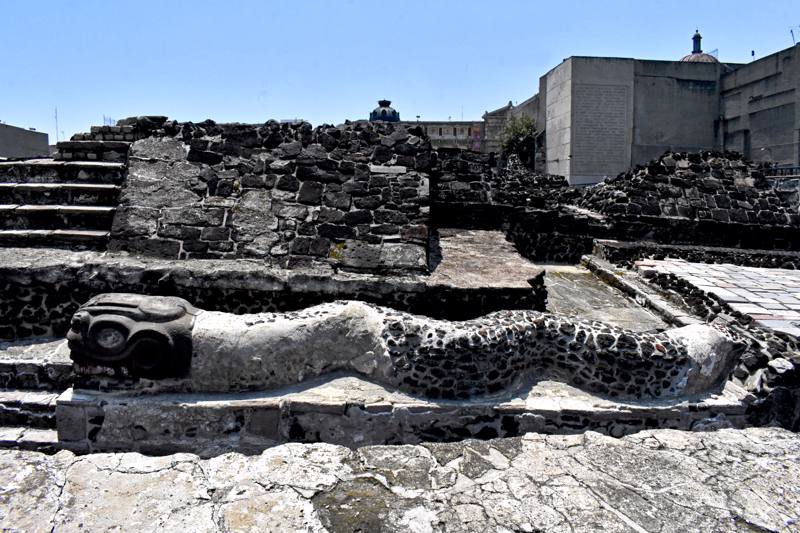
top-left (403, 121), bottom-right (484, 151)
top-left (720, 44), bottom-right (800, 166)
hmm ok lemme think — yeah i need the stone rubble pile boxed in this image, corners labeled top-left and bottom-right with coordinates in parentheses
top-left (577, 151), bottom-right (799, 225)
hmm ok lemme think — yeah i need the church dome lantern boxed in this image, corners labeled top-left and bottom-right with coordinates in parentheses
top-left (369, 100), bottom-right (400, 122)
top-left (680, 30), bottom-right (719, 63)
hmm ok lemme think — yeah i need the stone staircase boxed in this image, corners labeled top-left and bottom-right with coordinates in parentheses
top-left (0, 338), bottom-right (72, 452)
top-left (0, 137), bottom-right (129, 249)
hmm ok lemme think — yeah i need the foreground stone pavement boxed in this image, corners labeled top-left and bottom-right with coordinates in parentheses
top-left (1, 427), bottom-right (798, 532)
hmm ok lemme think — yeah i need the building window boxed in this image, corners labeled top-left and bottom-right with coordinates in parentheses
top-left (439, 127), bottom-right (442, 136)
top-left (453, 127), bottom-right (457, 136)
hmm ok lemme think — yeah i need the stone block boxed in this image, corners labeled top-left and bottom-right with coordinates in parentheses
top-left (55, 402), bottom-right (87, 442)
top-left (269, 160), bottom-right (295, 174)
top-left (317, 207), bottom-right (345, 223)
top-left (200, 226), bottom-right (231, 241)
top-left (276, 175), bottom-right (300, 192)
top-left (162, 207), bottom-right (224, 226)
top-left (380, 243), bottom-right (427, 271)
top-left (353, 195), bottom-right (382, 210)
top-left (158, 224), bottom-right (202, 240)
top-left (297, 181), bottom-right (324, 204)
top-left (240, 174), bottom-right (266, 188)
top-left (340, 240), bottom-right (382, 269)
top-left (246, 407), bottom-right (280, 439)
top-left (318, 223), bottom-right (356, 240)
top-left (373, 209), bottom-right (408, 225)
top-left (323, 192), bottom-right (351, 210)
top-left (343, 210), bottom-right (373, 226)
top-left (110, 206), bottom-right (159, 237)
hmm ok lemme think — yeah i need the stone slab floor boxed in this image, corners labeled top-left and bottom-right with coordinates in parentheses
top-left (545, 265), bottom-right (667, 332)
top-left (1, 427), bottom-right (798, 532)
top-left (637, 259), bottom-right (800, 336)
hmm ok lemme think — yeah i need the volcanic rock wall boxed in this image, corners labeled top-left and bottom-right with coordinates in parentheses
top-left (109, 119), bottom-right (432, 273)
top-left (576, 151), bottom-right (799, 225)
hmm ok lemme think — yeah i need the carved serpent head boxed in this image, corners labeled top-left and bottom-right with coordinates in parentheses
top-left (67, 293), bottom-right (199, 379)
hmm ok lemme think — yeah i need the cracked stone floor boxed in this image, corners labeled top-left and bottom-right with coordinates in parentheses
top-left (544, 265), bottom-right (667, 332)
top-left (0, 427), bottom-right (798, 532)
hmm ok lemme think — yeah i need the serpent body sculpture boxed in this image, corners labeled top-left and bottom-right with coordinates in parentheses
top-left (68, 294), bottom-right (742, 400)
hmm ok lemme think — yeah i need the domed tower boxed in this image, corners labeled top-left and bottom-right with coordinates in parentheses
top-left (369, 100), bottom-right (400, 122)
top-left (680, 30), bottom-right (719, 63)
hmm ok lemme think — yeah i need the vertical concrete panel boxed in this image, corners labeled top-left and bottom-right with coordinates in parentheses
top-left (568, 58), bottom-right (635, 185)
top-left (545, 59), bottom-right (573, 179)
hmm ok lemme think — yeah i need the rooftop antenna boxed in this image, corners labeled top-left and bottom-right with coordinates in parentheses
top-left (54, 106), bottom-right (59, 143)
top-left (709, 48), bottom-right (719, 58)
top-left (791, 28), bottom-right (796, 45)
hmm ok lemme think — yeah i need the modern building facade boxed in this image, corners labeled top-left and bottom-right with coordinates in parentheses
top-left (0, 123), bottom-right (49, 159)
top-left (485, 33), bottom-right (800, 184)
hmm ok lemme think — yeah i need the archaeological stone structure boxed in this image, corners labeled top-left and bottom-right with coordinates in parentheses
top-left (1, 111), bottom-right (800, 530)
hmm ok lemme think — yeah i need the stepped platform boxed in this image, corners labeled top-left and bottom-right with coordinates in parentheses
top-left (0, 159), bottom-right (125, 184)
top-left (57, 377), bottom-right (750, 454)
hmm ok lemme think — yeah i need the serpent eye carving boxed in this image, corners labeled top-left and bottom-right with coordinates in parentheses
top-left (67, 293), bottom-right (199, 380)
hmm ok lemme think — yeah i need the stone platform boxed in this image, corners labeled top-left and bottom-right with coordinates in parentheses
top-left (57, 376), bottom-right (750, 455)
top-left (544, 265), bottom-right (667, 332)
top-left (637, 259), bottom-right (800, 336)
top-left (2, 427), bottom-right (798, 532)
top-left (0, 244), bottom-right (545, 339)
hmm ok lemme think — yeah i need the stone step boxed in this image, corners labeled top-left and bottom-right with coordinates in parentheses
top-left (0, 338), bottom-right (73, 390)
top-left (0, 425), bottom-right (58, 451)
top-left (0, 204), bottom-right (115, 230)
top-left (0, 390), bottom-right (58, 429)
top-left (0, 160), bottom-right (126, 185)
top-left (0, 182), bottom-right (120, 206)
top-left (55, 140), bottom-right (131, 163)
top-left (0, 229), bottom-right (110, 248)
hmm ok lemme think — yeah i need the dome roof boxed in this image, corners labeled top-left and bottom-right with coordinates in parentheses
top-left (680, 52), bottom-right (719, 63)
top-left (680, 29), bottom-right (718, 63)
top-left (369, 100), bottom-right (400, 122)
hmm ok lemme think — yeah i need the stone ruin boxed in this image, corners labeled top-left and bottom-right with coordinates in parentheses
top-left (1, 115), bottom-right (799, 530)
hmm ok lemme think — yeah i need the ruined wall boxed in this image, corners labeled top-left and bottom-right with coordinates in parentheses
top-left (109, 120), bottom-right (431, 273)
top-left (577, 151), bottom-right (800, 226)
top-left (0, 248), bottom-right (545, 340)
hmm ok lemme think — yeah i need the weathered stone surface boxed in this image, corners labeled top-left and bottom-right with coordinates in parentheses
top-left (109, 122), bottom-right (430, 267)
top-left (72, 296), bottom-right (740, 401)
top-left (2, 427), bottom-right (798, 532)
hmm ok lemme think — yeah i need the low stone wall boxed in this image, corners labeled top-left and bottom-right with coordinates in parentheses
top-left (595, 240), bottom-right (800, 270)
top-left (633, 267), bottom-right (799, 430)
top-left (108, 119), bottom-right (432, 273)
top-left (0, 248), bottom-right (545, 340)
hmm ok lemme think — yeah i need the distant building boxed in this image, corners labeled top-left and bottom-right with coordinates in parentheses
top-left (484, 32), bottom-right (800, 184)
top-left (369, 100), bottom-right (401, 123)
top-left (369, 100), bottom-right (484, 151)
top-left (0, 123), bottom-right (49, 159)
top-left (410, 121), bottom-right (484, 151)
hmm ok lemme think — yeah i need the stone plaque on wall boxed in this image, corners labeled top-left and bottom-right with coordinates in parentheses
top-left (571, 84), bottom-right (630, 176)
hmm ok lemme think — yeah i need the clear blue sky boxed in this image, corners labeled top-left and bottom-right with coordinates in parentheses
top-left (2, 0), bottom-right (798, 142)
